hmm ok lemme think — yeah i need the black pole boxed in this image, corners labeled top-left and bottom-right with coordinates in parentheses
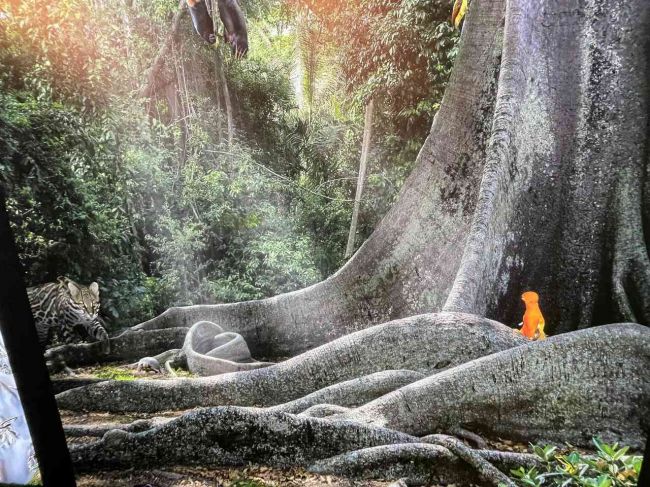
top-left (639, 433), bottom-right (650, 487)
top-left (0, 189), bottom-right (76, 486)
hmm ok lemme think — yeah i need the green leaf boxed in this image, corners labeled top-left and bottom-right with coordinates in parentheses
top-left (595, 474), bottom-right (612, 487)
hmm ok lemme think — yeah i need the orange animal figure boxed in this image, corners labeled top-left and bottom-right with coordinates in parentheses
top-left (518, 291), bottom-right (546, 340)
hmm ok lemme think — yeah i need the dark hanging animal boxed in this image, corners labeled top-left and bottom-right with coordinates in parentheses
top-left (187, 0), bottom-right (216, 44)
top-left (186, 0), bottom-right (248, 57)
top-left (217, 0), bottom-right (248, 58)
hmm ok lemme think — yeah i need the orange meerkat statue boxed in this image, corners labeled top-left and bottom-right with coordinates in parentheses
top-left (518, 291), bottom-right (546, 340)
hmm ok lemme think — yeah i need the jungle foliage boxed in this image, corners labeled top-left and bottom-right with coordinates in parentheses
top-left (0, 0), bottom-right (456, 329)
top-left (510, 440), bottom-right (643, 487)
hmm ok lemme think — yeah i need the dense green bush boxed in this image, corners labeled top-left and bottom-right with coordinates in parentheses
top-left (509, 439), bottom-right (643, 487)
top-left (0, 93), bottom-right (152, 325)
top-left (147, 148), bottom-right (321, 304)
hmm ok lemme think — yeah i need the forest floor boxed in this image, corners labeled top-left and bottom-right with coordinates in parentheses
top-left (73, 465), bottom-right (399, 487)
top-left (55, 364), bottom-right (529, 487)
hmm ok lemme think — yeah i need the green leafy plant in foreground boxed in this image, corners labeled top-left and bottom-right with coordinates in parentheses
top-left (509, 438), bottom-right (642, 486)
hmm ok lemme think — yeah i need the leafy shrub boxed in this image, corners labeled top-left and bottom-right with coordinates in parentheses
top-left (0, 93), bottom-right (150, 328)
top-left (509, 438), bottom-right (643, 487)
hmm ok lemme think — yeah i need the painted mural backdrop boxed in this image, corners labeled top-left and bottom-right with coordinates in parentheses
top-left (0, 332), bottom-right (38, 484)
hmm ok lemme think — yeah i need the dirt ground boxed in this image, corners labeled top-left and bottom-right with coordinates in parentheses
top-left (74, 465), bottom-right (404, 487)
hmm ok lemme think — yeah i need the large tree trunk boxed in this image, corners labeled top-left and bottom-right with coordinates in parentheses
top-left (60, 0), bottom-right (650, 481)
top-left (442, 0), bottom-right (650, 331)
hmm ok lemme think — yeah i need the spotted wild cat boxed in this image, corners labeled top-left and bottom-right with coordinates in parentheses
top-left (27, 277), bottom-right (110, 353)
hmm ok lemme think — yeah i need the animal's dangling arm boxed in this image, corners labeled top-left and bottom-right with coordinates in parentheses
top-left (187, 0), bottom-right (217, 44)
top-left (80, 317), bottom-right (111, 353)
top-left (217, 0), bottom-right (248, 57)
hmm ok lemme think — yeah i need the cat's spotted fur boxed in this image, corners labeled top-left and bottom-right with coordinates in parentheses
top-left (27, 277), bottom-right (109, 352)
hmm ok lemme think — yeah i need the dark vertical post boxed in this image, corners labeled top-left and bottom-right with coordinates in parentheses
top-left (639, 434), bottom-right (649, 487)
top-left (0, 189), bottom-right (76, 486)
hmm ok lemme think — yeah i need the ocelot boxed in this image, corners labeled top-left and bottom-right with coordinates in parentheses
top-left (27, 277), bottom-right (110, 353)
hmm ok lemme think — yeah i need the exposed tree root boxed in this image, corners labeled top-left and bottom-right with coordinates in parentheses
top-left (68, 407), bottom-right (419, 472)
top-left (608, 105), bottom-right (650, 326)
top-left (308, 443), bottom-right (471, 485)
top-left (57, 313), bottom-right (524, 412)
top-left (64, 417), bottom-right (171, 437)
top-left (612, 235), bottom-right (650, 326)
top-left (334, 324), bottom-right (650, 447)
top-left (67, 406), bottom-right (526, 485)
top-left (421, 434), bottom-right (514, 486)
top-left (65, 323), bottom-right (647, 487)
top-left (50, 377), bottom-right (109, 395)
top-left (473, 449), bottom-right (542, 470)
top-left (267, 370), bottom-right (425, 414)
top-left (309, 443), bottom-right (537, 486)
top-left (450, 427), bottom-right (488, 449)
top-left (59, 325), bottom-right (649, 449)
top-left (298, 404), bottom-right (351, 418)
top-left (46, 327), bottom-right (189, 368)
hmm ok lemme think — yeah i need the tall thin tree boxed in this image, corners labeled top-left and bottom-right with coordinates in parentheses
top-left (345, 98), bottom-right (374, 258)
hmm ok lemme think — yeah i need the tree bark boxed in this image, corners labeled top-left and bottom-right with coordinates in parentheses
top-left (57, 313), bottom-right (525, 412)
top-left (208, 0), bottom-right (225, 146)
top-left (173, 46), bottom-right (190, 167)
top-left (345, 98), bottom-right (374, 258)
top-left (266, 370), bottom-right (426, 414)
top-left (335, 324), bottom-right (649, 447)
top-left (213, 58), bottom-right (224, 145)
top-left (139, 0), bottom-right (187, 99)
top-left (442, 0), bottom-right (650, 332)
top-left (310, 443), bottom-right (539, 486)
top-left (45, 327), bottom-right (188, 368)
top-left (66, 324), bottom-right (649, 478)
